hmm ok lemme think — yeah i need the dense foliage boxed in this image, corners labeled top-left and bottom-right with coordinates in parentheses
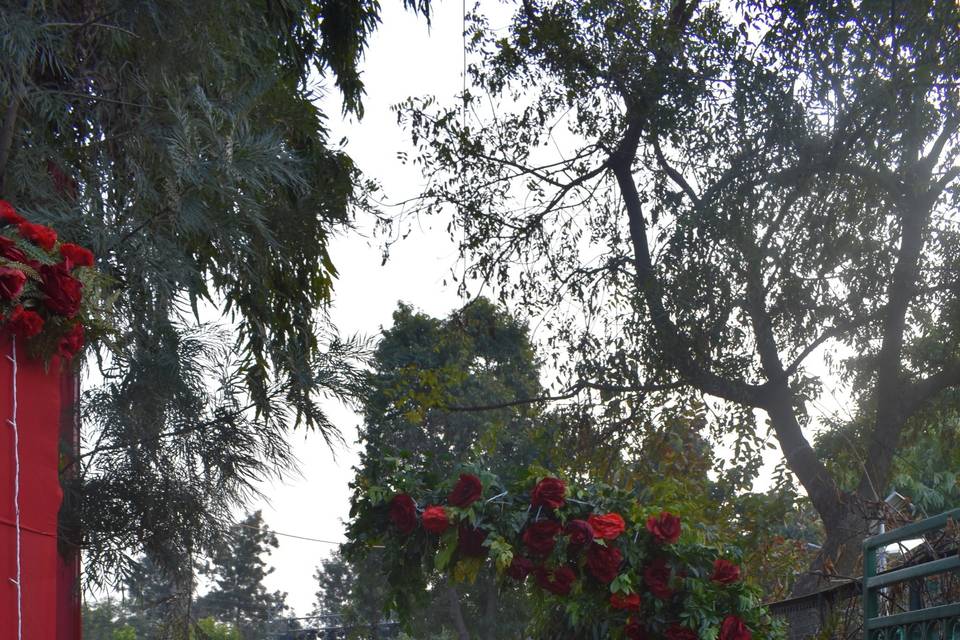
top-left (0, 0), bottom-right (427, 586)
top-left (393, 0), bottom-right (960, 589)
top-left (350, 467), bottom-right (782, 640)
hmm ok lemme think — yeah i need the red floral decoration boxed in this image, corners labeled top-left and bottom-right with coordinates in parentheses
top-left (610, 592), bottom-right (641, 611)
top-left (643, 557), bottom-right (674, 599)
top-left (364, 468), bottom-right (777, 640)
top-left (530, 476), bottom-right (566, 509)
top-left (57, 323), bottom-right (84, 360)
top-left (666, 624), bottom-right (699, 640)
top-left (59, 243), bottom-right (94, 269)
top-left (564, 519), bottom-right (594, 549)
top-left (721, 616), bottom-right (753, 640)
top-left (448, 473), bottom-right (483, 507)
top-left (422, 505), bottom-right (450, 534)
top-left (40, 264), bottom-right (83, 317)
top-left (388, 494), bottom-right (418, 534)
top-left (588, 512), bottom-right (626, 540)
top-left (625, 619), bottom-right (648, 640)
top-left (522, 519), bottom-right (561, 556)
top-left (647, 511), bottom-right (682, 544)
top-left (18, 222), bottom-right (57, 251)
top-left (0, 200), bottom-right (97, 362)
top-left (0, 267), bottom-right (26, 300)
top-left (586, 542), bottom-right (623, 583)
top-left (534, 566), bottom-right (576, 596)
top-left (506, 556), bottom-right (534, 582)
top-left (457, 523), bottom-right (488, 557)
top-left (712, 558), bottom-right (741, 585)
top-left (7, 306), bottom-right (44, 339)
top-left (0, 202), bottom-right (25, 226)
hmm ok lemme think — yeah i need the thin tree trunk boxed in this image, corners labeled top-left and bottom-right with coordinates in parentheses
top-left (483, 575), bottom-right (498, 640)
top-left (0, 94), bottom-right (20, 197)
top-left (446, 582), bottom-right (471, 640)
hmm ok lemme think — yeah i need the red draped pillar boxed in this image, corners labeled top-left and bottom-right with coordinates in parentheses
top-left (0, 336), bottom-right (79, 639)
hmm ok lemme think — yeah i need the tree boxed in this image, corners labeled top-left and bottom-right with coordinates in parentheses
top-left (350, 299), bottom-right (541, 639)
top-left (194, 618), bottom-right (242, 640)
top-left (396, 0), bottom-right (960, 591)
top-left (0, 0), bottom-right (429, 585)
top-left (198, 511), bottom-right (287, 639)
top-left (313, 549), bottom-right (397, 639)
top-left (816, 389), bottom-right (960, 517)
top-left (121, 553), bottom-right (193, 639)
top-left (82, 598), bottom-right (133, 640)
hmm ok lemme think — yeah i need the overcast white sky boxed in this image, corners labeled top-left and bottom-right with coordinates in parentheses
top-left (251, 1), bottom-right (471, 615)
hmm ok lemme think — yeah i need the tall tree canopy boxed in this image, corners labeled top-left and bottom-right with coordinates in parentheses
top-left (198, 511), bottom-right (288, 639)
top-left (0, 0), bottom-right (428, 584)
top-left (350, 299), bottom-right (542, 639)
top-left (396, 0), bottom-right (960, 591)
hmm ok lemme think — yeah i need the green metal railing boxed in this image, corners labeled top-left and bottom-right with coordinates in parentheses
top-left (863, 508), bottom-right (960, 640)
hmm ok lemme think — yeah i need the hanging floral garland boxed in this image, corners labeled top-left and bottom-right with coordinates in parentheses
top-left (0, 200), bottom-right (103, 361)
top-left (348, 467), bottom-right (784, 640)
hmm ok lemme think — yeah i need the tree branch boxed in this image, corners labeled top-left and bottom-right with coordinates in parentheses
top-left (444, 380), bottom-right (686, 412)
top-left (610, 116), bottom-right (766, 409)
top-left (857, 199), bottom-right (930, 499)
top-left (903, 359), bottom-right (960, 419)
top-left (921, 115), bottom-right (959, 172)
top-left (742, 234), bottom-right (844, 526)
top-left (652, 136), bottom-right (701, 206)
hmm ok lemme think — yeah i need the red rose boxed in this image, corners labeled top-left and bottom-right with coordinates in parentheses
top-left (448, 473), bottom-right (483, 507)
top-left (588, 513), bottom-right (626, 540)
top-left (40, 263), bottom-right (82, 317)
top-left (388, 494), bottom-right (417, 534)
top-left (711, 558), bottom-right (741, 585)
top-left (534, 565), bottom-right (576, 596)
top-left (609, 592), bottom-right (641, 611)
top-left (18, 222), bottom-right (57, 251)
top-left (422, 505), bottom-right (449, 534)
top-left (59, 243), bottom-right (94, 269)
top-left (0, 267), bottom-right (26, 300)
top-left (57, 322), bottom-right (85, 359)
top-left (6, 306), bottom-right (44, 339)
top-left (0, 201), bottom-right (25, 226)
top-left (720, 617), bottom-right (751, 640)
top-left (506, 556), bottom-right (534, 582)
top-left (643, 557), bottom-right (673, 599)
top-left (0, 236), bottom-right (27, 263)
top-left (625, 619), bottom-right (648, 640)
top-left (586, 543), bottom-right (623, 583)
top-left (646, 511), bottom-right (681, 544)
top-left (564, 519), bottom-right (594, 549)
top-left (523, 519), bottom-right (561, 556)
top-left (457, 523), bottom-right (488, 557)
top-left (531, 477), bottom-right (566, 509)
top-left (666, 625), bottom-right (698, 640)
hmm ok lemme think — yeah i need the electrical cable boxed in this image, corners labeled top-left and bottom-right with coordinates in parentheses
top-left (6, 337), bottom-right (23, 640)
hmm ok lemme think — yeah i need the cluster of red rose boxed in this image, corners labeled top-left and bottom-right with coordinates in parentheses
top-left (388, 474), bottom-right (752, 640)
top-left (0, 200), bottom-right (93, 359)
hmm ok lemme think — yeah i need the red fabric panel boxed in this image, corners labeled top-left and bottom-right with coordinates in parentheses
top-left (0, 336), bottom-right (62, 639)
top-left (57, 371), bottom-right (82, 640)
